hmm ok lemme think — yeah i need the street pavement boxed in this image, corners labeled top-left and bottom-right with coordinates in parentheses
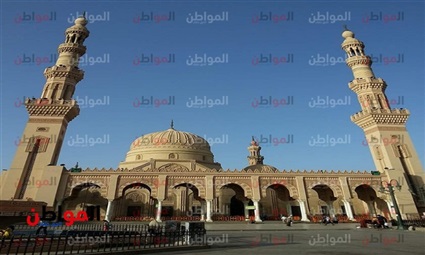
top-left (163, 228), bottom-right (425, 255)
top-left (152, 222), bottom-right (424, 255)
top-left (7, 221), bottom-right (424, 254)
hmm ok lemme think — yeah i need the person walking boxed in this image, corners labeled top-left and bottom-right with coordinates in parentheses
top-left (148, 217), bottom-right (160, 235)
top-left (103, 220), bottom-right (111, 231)
top-left (286, 215), bottom-right (293, 226)
top-left (36, 221), bottom-right (48, 236)
top-left (0, 225), bottom-right (14, 238)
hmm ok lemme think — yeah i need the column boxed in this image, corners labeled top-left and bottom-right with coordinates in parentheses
top-left (342, 200), bottom-right (354, 221)
top-left (243, 201), bottom-right (249, 221)
top-left (200, 201), bottom-right (205, 221)
top-left (156, 200), bottom-right (162, 222)
top-left (105, 200), bottom-right (114, 221)
top-left (206, 200), bottom-right (213, 222)
top-left (298, 200), bottom-right (310, 222)
top-left (327, 202), bottom-right (335, 215)
top-left (253, 200), bottom-right (262, 222)
top-left (56, 200), bottom-right (63, 213)
top-left (219, 196), bottom-right (223, 214)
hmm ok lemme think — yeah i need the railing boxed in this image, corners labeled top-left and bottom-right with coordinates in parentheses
top-left (14, 223), bottom-right (152, 233)
top-left (113, 216), bottom-right (247, 221)
top-left (402, 219), bottom-right (425, 227)
top-left (0, 228), bottom-right (206, 255)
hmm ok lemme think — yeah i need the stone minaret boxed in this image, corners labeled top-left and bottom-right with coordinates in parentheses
top-left (0, 16), bottom-right (90, 204)
top-left (247, 137), bottom-right (264, 165)
top-left (341, 28), bottom-right (425, 216)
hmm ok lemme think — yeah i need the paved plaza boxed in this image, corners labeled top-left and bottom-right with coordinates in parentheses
top-left (164, 227), bottom-right (425, 255)
top-left (103, 221), bottom-right (422, 255)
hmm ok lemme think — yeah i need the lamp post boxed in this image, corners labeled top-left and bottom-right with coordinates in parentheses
top-left (379, 179), bottom-right (407, 230)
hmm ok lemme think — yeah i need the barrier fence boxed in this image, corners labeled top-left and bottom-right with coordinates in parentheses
top-left (0, 228), bottom-right (206, 255)
top-left (14, 223), bottom-right (152, 233)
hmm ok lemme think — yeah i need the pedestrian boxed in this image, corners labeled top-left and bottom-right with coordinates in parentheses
top-left (36, 221), bottom-right (48, 236)
top-left (324, 215), bottom-right (331, 225)
top-left (377, 215), bottom-right (387, 228)
top-left (286, 215), bottom-right (293, 226)
top-left (331, 215), bottom-right (338, 224)
top-left (281, 215), bottom-right (287, 224)
top-left (148, 217), bottom-right (160, 235)
top-left (103, 220), bottom-right (111, 231)
top-left (0, 225), bottom-right (14, 238)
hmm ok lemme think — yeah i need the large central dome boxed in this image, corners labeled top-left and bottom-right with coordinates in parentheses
top-left (119, 125), bottom-right (216, 169)
top-left (130, 128), bottom-right (211, 151)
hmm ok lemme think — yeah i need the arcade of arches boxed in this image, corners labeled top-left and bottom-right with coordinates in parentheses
top-left (58, 171), bottom-right (396, 222)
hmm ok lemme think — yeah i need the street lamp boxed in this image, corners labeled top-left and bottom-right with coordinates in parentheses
top-left (379, 179), bottom-right (407, 230)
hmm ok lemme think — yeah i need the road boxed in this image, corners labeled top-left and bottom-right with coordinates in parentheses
top-left (163, 229), bottom-right (425, 255)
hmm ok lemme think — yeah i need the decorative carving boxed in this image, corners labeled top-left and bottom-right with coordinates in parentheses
top-left (28, 118), bottom-right (64, 123)
top-left (157, 163), bottom-right (190, 172)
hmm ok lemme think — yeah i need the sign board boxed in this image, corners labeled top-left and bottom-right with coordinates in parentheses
top-left (245, 206), bottom-right (255, 210)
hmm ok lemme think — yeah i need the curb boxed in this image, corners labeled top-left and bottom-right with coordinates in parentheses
top-left (82, 245), bottom-right (211, 255)
top-left (206, 229), bottom-right (354, 231)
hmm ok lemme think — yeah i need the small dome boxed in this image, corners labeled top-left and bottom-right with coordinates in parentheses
top-left (242, 164), bottom-right (279, 173)
top-left (75, 17), bottom-right (88, 26)
top-left (342, 30), bottom-right (354, 39)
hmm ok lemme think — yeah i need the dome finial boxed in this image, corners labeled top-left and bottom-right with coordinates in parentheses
top-left (250, 136), bottom-right (258, 146)
top-left (74, 11), bottom-right (88, 26)
top-left (170, 120), bottom-right (174, 129)
top-left (342, 25), bottom-right (354, 39)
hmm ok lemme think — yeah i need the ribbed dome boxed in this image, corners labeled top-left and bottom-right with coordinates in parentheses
top-left (242, 164), bottom-right (279, 173)
top-left (119, 127), bottom-right (216, 168)
top-left (130, 128), bottom-right (211, 151)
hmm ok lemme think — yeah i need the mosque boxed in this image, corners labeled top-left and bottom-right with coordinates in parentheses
top-left (1, 15), bottom-right (424, 223)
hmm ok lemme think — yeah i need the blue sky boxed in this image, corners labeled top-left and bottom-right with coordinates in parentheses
top-left (1, 0), bottom-right (424, 172)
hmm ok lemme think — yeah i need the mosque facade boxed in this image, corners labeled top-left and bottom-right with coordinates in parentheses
top-left (1, 16), bottom-right (424, 223)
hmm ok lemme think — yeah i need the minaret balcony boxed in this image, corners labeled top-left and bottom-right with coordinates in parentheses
top-left (25, 98), bottom-right (78, 107)
top-left (346, 55), bottom-right (371, 67)
top-left (25, 99), bottom-right (80, 120)
top-left (348, 78), bottom-right (387, 92)
top-left (351, 108), bottom-right (410, 126)
top-left (44, 66), bottom-right (84, 81)
top-left (58, 43), bottom-right (86, 55)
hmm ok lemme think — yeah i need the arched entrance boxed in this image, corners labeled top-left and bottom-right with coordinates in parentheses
top-left (116, 183), bottom-right (155, 218)
top-left (309, 184), bottom-right (339, 216)
top-left (230, 195), bottom-right (245, 216)
top-left (354, 184), bottom-right (389, 218)
top-left (63, 183), bottom-right (107, 221)
top-left (261, 184), bottom-right (296, 220)
top-left (168, 183), bottom-right (203, 217)
top-left (218, 183), bottom-right (248, 216)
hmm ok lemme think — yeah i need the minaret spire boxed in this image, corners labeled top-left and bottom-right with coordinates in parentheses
top-left (1, 16), bottom-right (91, 201)
top-left (170, 120), bottom-right (174, 129)
top-left (341, 28), bottom-right (391, 112)
top-left (30, 14), bottom-right (90, 104)
top-left (342, 29), bottom-right (425, 216)
top-left (247, 137), bottom-right (264, 165)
